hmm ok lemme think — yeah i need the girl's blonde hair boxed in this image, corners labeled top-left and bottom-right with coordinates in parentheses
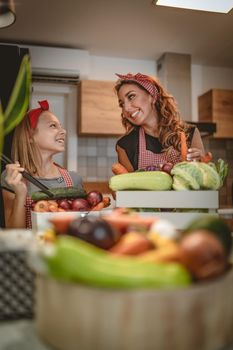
top-left (11, 114), bottom-right (42, 176)
top-left (114, 78), bottom-right (191, 153)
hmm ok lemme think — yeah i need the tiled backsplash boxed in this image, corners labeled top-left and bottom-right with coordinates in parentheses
top-left (77, 137), bottom-right (118, 181)
top-left (77, 136), bottom-right (233, 207)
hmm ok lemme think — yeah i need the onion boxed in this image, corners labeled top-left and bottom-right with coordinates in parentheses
top-left (179, 229), bottom-right (227, 280)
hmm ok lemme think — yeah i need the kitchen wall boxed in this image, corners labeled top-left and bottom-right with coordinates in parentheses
top-left (22, 45), bottom-right (233, 206)
top-left (203, 138), bottom-right (233, 207)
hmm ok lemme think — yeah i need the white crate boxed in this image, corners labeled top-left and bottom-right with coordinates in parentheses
top-left (115, 190), bottom-right (219, 209)
top-left (115, 190), bottom-right (219, 229)
top-left (31, 210), bottom-right (113, 232)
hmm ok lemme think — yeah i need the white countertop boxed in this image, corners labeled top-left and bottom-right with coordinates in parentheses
top-left (0, 320), bottom-right (51, 350)
top-left (0, 319), bottom-right (233, 350)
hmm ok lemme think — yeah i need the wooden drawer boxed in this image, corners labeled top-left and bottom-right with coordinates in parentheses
top-left (198, 89), bottom-right (233, 138)
top-left (78, 80), bottom-right (125, 136)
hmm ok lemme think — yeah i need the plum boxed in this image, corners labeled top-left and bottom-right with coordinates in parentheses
top-left (67, 216), bottom-right (119, 249)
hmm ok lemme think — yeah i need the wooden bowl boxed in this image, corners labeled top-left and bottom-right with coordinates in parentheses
top-left (35, 268), bottom-right (233, 350)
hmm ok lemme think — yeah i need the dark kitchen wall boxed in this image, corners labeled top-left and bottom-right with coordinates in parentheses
top-left (203, 137), bottom-right (233, 207)
top-left (0, 44), bottom-right (29, 228)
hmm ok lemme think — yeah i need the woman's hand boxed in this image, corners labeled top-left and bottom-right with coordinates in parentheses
top-left (186, 148), bottom-right (203, 162)
top-left (5, 162), bottom-right (27, 195)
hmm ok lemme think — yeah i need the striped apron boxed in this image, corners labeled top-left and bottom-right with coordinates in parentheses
top-left (138, 127), bottom-right (181, 169)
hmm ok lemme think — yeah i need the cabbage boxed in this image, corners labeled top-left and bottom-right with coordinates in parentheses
top-left (172, 162), bottom-right (203, 186)
top-left (171, 161), bottom-right (222, 191)
top-left (194, 162), bottom-right (221, 190)
top-left (172, 175), bottom-right (190, 190)
top-left (171, 167), bottom-right (200, 190)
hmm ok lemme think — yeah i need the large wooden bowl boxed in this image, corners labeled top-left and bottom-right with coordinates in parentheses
top-left (35, 268), bottom-right (233, 350)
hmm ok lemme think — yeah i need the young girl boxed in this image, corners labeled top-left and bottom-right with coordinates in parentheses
top-left (114, 73), bottom-right (205, 172)
top-left (1, 100), bottom-right (83, 229)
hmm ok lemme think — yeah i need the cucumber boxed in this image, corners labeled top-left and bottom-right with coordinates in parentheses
top-left (109, 171), bottom-right (173, 191)
top-left (31, 186), bottom-right (87, 201)
top-left (45, 236), bottom-right (191, 289)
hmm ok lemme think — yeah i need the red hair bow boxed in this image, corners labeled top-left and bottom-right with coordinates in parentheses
top-left (28, 100), bottom-right (49, 129)
top-left (115, 72), bottom-right (159, 100)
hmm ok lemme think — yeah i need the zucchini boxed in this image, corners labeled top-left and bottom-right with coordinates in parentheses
top-left (45, 236), bottom-right (191, 289)
top-left (109, 171), bottom-right (172, 191)
top-left (31, 186), bottom-right (87, 201)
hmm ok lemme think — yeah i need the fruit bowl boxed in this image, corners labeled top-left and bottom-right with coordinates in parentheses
top-left (35, 267), bottom-right (233, 350)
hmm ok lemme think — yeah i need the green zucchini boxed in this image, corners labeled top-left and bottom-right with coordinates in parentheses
top-left (45, 236), bottom-right (191, 289)
top-left (109, 171), bottom-right (172, 191)
top-left (31, 186), bottom-right (87, 201)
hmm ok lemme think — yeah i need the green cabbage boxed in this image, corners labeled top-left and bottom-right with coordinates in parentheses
top-left (171, 164), bottom-right (201, 190)
top-left (171, 161), bottom-right (223, 191)
top-left (172, 174), bottom-right (195, 190)
top-left (194, 162), bottom-right (220, 190)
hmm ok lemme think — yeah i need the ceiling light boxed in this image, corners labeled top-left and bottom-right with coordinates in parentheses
top-left (153, 0), bottom-right (233, 13)
top-left (0, 0), bottom-right (16, 28)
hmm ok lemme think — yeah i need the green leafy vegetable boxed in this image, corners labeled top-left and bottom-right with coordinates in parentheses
top-left (3, 54), bottom-right (31, 135)
top-left (171, 160), bottom-right (228, 191)
top-left (215, 159), bottom-right (228, 187)
top-left (0, 54), bottom-right (31, 172)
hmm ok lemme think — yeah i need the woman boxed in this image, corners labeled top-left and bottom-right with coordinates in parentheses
top-left (114, 73), bottom-right (205, 172)
top-left (1, 100), bottom-right (83, 229)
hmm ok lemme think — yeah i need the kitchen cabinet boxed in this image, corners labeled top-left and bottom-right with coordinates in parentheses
top-left (198, 89), bottom-right (233, 138)
top-left (78, 80), bottom-right (125, 136)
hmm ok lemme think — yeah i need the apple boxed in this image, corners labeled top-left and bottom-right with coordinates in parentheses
top-left (86, 190), bottom-right (103, 207)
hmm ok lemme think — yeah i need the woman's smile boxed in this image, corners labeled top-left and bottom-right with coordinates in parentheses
top-left (131, 109), bottom-right (140, 118)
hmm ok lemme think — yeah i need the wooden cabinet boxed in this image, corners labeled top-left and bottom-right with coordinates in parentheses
top-left (78, 80), bottom-right (125, 136)
top-left (198, 89), bottom-right (233, 138)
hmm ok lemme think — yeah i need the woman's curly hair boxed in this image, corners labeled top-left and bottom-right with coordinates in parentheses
top-left (114, 77), bottom-right (191, 153)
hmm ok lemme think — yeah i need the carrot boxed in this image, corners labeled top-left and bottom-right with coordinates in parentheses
top-left (91, 201), bottom-right (105, 211)
top-left (200, 151), bottom-right (212, 163)
top-left (109, 231), bottom-right (152, 256)
top-left (180, 131), bottom-right (188, 161)
top-left (102, 196), bottom-right (111, 208)
top-left (112, 162), bottom-right (128, 175)
top-left (102, 212), bottom-right (158, 234)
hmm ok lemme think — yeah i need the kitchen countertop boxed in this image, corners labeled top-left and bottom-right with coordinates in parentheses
top-left (0, 319), bottom-right (233, 350)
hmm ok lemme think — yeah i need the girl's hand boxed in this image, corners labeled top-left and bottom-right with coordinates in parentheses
top-left (5, 162), bottom-right (27, 195)
top-left (186, 148), bottom-right (203, 162)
